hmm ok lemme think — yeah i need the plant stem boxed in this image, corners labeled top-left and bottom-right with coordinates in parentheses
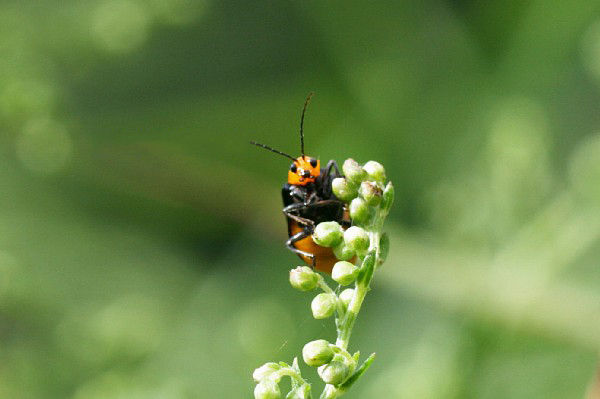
top-left (322, 207), bottom-right (385, 399)
top-left (317, 274), bottom-right (345, 318)
top-left (277, 368), bottom-right (308, 385)
top-left (335, 249), bottom-right (376, 349)
top-left (336, 228), bottom-right (380, 350)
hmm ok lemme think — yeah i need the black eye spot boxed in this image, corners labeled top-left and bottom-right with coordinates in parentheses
top-left (290, 164), bottom-right (297, 173)
top-left (310, 158), bottom-right (317, 168)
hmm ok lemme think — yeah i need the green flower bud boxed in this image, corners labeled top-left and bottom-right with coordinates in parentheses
top-left (286, 384), bottom-right (311, 399)
top-left (302, 339), bottom-right (334, 366)
top-left (344, 226), bottom-right (369, 255)
top-left (381, 182), bottom-right (394, 213)
top-left (311, 293), bottom-right (337, 319)
top-left (349, 197), bottom-right (372, 225)
top-left (358, 181), bottom-right (383, 207)
top-left (332, 177), bottom-right (358, 202)
top-left (378, 233), bottom-right (389, 266)
top-left (339, 288), bottom-right (354, 307)
top-left (312, 221), bottom-right (344, 247)
top-left (253, 362), bottom-right (281, 382)
top-left (332, 241), bottom-right (355, 261)
top-left (363, 160), bottom-right (386, 183)
top-left (254, 380), bottom-right (281, 399)
top-left (331, 261), bottom-right (359, 286)
top-left (343, 159), bottom-right (367, 184)
top-left (289, 266), bottom-right (319, 291)
top-left (317, 360), bottom-right (350, 386)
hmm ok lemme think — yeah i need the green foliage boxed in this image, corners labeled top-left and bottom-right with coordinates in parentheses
top-left (0, 1), bottom-right (599, 398)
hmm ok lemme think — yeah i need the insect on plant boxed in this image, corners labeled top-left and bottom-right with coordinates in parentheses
top-left (251, 93), bottom-right (353, 274)
top-left (250, 93), bottom-right (394, 399)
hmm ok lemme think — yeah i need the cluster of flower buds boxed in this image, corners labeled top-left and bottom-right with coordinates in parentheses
top-left (252, 359), bottom-right (311, 399)
top-left (315, 159), bottom-right (393, 266)
top-left (332, 159), bottom-right (393, 226)
top-left (288, 158), bottom-right (394, 320)
top-left (302, 340), bottom-right (357, 387)
top-left (253, 363), bottom-right (282, 399)
top-left (288, 264), bottom-right (358, 319)
top-left (252, 340), bottom-right (358, 398)
top-left (253, 158), bottom-right (393, 399)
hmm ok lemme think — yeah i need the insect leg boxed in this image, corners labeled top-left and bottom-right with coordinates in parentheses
top-left (286, 230), bottom-right (316, 267)
top-left (283, 203), bottom-right (316, 229)
top-left (310, 199), bottom-right (342, 207)
top-left (323, 159), bottom-right (341, 178)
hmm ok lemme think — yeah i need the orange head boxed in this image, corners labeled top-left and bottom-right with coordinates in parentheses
top-left (251, 92), bottom-right (319, 185)
top-left (288, 156), bottom-right (320, 185)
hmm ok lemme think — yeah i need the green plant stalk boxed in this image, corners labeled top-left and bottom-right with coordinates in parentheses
top-left (252, 162), bottom-right (393, 399)
top-left (320, 254), bottom-right (377, 399)
top-left (321, 208), bottom-right (387, 399)
top-left (277, 367), bottom-right (307, 385)
top-left (335, 248), bottom-right (376, 350)
top-left (336, 206), bottom-right (386, 350)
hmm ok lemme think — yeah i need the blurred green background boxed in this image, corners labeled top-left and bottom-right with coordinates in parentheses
top-left (2, 1), bottom-right (600, 398)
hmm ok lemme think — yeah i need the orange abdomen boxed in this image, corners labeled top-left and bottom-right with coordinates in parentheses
top-left (289, 221), bottom-right (355, 274)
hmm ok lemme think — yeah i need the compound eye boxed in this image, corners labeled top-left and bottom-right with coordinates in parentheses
top-left (309, 158), bottom-right (318, 168)
top-left (290, 163), bottom-right (297, 173)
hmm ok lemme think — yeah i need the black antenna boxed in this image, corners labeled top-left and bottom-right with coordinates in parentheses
top-left (300, 92), bottom-right (314, 158)
top-left (250, 141), bottom-right (296, 161)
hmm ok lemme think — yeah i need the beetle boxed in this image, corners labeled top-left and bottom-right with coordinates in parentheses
top-left (251, 93), bottom-right (351, 274)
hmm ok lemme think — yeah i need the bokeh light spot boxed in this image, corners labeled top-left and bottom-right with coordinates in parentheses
top-left (72, 373), bottom-right (188, 399)
top-left (149, 0), bottom-right (209, 26)
top-left (0, 79), bottom-right (55, 122)
top-left (15, 117), bottom-right (73, 175)
top-left (92, 0), bottom-right (151, 53)
top-left (582, 20), bottom-right (600, 84)
top-left (486, 97), bottom-right (552, 235)
top-left (89, 294), bottom-right (164, 359)
top-left (234, 297), bottom-right (295, 358)
top-left (488, 97), bottom-right (549, 169)
top-left (56, 295), bottom-right (165, 367)
top-left (364, 324), bottom-right (461, 398)
top-left (72, 372), bottom-right (149, 399)
top-left (0, 251), bottom-right (18, 296)
top-left (568, 133), bottom-right (600, 205)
